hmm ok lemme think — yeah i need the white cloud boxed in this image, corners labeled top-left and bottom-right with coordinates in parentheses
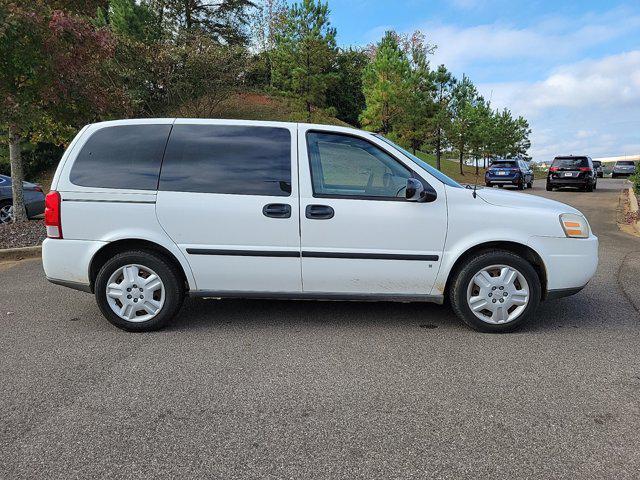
top-left (476, 50), bottom-right (640, 160)
top-left (425, 8), bottom-right (640, 71)
top-left (481, 51), bottom-right (640, 113)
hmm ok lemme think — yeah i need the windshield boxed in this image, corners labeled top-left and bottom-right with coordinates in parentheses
top-left (374, 135), bottom-right (463, 188)
top-left (490, 161), bottom-right (517, 168)
top-left (552, 157), bottom-right (589, 168)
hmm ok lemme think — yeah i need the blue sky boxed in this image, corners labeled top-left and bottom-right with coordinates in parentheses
top-left (322, 0), bottom-right (640, 162)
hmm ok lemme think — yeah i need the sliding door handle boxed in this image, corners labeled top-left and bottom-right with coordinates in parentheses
top-left (263, 203), bottom-right (291, 218)
top-left (305, 204), bottom-right (334, 220)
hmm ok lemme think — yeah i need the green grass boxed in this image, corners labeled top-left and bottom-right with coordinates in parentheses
top-left (414, 151), bottom-right (487, 184)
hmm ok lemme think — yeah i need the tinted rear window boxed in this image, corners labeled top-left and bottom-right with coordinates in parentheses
top-left (159, 125), bottom-right (291, 196)
top-left (491, 161), bottom-right (517, 168)
top-left (552, 157), bottom-right (589, 168)
top-left (618, 161), bottom-right (635, 166)
top-left (70, 124), bottom-right (171, 190)
top-left (592, 161), bottom-right (601, 167)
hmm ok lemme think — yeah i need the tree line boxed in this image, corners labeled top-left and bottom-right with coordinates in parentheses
top-left (0, 0), bottom-right (531, 222)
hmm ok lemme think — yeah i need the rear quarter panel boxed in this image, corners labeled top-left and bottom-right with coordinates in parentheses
top-left (47, 119), bottom-right (198, 290)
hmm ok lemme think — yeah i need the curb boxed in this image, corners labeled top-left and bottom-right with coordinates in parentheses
top-left (0, 245), bottom-right (42, 262)
top-left (628, 187), bottom-right (640, 235)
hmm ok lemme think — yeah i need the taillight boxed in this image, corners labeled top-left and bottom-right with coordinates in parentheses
top-left (579, 167), bottom-right (592, 172)
top-left (44, 191), bottom-right (62, 239)
top-left (549, 167), bottom-right (559, 172)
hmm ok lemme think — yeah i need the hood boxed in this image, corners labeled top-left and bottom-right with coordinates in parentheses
top-left (477, 188), bottom-right (580, 215)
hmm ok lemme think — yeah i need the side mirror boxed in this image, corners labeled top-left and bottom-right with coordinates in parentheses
top-left (406, 178), bottom-right (437, 203)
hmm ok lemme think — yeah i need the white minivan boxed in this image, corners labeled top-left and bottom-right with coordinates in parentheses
top-left (42, 119), bottom-right (598, 332)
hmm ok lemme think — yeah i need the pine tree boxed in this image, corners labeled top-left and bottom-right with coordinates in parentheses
top-left (448, 74), bottom-right (478, 175)
top-left (165, 0), bottom-right (255, 44)
top-left (429, 65), bottom-right (455, 171)
top-left (360, 31), bottom-right (411, 134)
top-left (271, 0), bottom-right (338, 120)
top-left (395, 32), bottom-right (436, 153)
top-left (327, 48), bottom-right (369, 126)
top-left (468, 97), bottom-right (492, 174)
top-left (97, 0), bottom-right (162, 43)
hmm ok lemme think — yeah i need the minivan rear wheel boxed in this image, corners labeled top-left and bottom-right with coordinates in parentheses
top-left (449, 250), bottom-right (541, 333)
top-left (95, 250), bottom-right (184, 332)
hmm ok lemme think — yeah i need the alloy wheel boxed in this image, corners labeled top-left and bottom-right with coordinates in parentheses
top-left (0, 204), bottom-right (13, 224)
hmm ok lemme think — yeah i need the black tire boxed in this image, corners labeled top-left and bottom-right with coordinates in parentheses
top-left (527, 180), bottom-right (533, 188)
top-left (94, 250), bottom-right (184, 332)
top-left (449, 250), bottom-right (542, 333)
top-left (585, 183), bottom-right (593, 192)
top-left (485, 183), bottom-right (492, 187)
top-left (517, 180), bottom-right (525, 190)
top-left (546, 183), bottom-right (553, 191)
top-left (498, 184), bottom-right (504, 188)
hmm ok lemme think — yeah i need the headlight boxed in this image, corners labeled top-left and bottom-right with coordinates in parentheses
top-left (559, 213), bottom-right (590, 238)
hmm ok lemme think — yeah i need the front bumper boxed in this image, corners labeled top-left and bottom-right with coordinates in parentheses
top-left (528, 235), bottom-right (599, 292)
top-left (486, 175), bottom-right (521, 185)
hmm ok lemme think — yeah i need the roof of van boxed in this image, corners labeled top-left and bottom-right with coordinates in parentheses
top-left (87, 118), bottom-right (369, 135)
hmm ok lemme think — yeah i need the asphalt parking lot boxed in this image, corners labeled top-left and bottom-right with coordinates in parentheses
top-left (1, 179), bottom-right (639, 479)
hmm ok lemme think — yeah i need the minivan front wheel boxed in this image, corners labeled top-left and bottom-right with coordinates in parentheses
top-left (450, 250), bottom-right (541, 332)
top-left (95, 250), bottom-right (184, 331)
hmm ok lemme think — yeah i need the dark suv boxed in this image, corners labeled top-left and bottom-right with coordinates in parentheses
top-left (546, 156), bottom-right (597, 192)
top-left (485, 159), bottom-right (534, 190)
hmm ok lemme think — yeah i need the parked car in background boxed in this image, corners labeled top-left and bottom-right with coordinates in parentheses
top-left (0, 174), bottom-right (45, 224)
top-left (546, 156), bottom-right (597, 192)
top-left (485, 159), bottom-right (534, 190)
top-left (42, 119), bottom-right (598, 334)
top-left (612, 161), bottom-right (636, 178)
top-left (592, 160), bottom-right (604, 178)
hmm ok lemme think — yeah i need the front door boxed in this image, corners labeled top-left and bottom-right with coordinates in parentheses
top-left (298, 127), bottom-right (447, 297)
top-left (156, 120), bottom-right (301, 293)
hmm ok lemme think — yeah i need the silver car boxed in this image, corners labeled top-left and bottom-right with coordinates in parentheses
top-left (612, 161), bottom-right (636, 178)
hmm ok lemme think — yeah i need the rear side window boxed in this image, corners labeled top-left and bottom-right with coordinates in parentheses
top-left (552, 157), bottom-right (589, 168)
top-left (159, 125), bottom-right (291, 196)
top-left (70, 124), bottom-right (171, 190)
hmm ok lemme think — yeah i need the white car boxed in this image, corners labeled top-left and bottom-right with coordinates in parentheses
top-left (42, 119), bottom-right (598, 333)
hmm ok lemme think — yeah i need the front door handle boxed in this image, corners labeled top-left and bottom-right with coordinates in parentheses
top-left (263, 203), bottom-right (291, 218)
top-left (306, 204), bottom-right (334, 220)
